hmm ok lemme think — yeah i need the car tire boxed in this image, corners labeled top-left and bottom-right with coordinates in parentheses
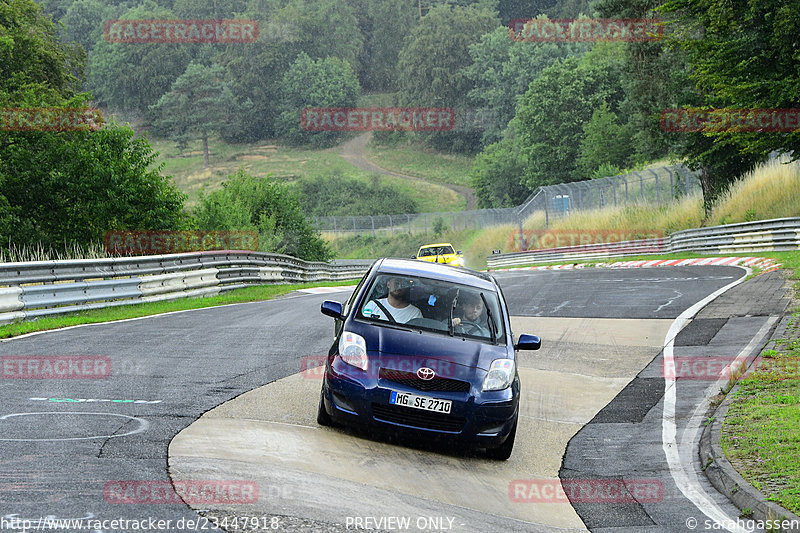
top-left (317, 390), bottom-right (332, 426)
top-left (485, 419), bottom-right (516, 460)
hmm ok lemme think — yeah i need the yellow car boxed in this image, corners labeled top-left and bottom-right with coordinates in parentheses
top-left (414, 243), bottom-right (464, 267)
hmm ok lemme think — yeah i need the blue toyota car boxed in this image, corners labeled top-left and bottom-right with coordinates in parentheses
top-left (317, 258), bottom-right (540, 460)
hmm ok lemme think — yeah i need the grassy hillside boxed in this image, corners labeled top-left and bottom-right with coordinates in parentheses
top-left (149, 135), bottom-right (464, 212)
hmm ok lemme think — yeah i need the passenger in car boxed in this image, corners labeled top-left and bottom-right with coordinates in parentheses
top-left (452, 291), bottom-right (489, 337)
top-left (362, 276), bottom-right (423, 323)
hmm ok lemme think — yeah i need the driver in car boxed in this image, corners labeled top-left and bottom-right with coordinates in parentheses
top-left (452, 291), bottom-right (489, 336)
top-left (362, 276), bottom-right (423, 324)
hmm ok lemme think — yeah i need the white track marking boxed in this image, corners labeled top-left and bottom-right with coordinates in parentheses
top-left (661, 265), bottom-right (762, 532)
top-left (0, 412), bottom-right (149, 441)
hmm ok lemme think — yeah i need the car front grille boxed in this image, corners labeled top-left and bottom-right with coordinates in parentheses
top-left (379, 368), bottom-right (470, 393)
top-left (372, 403), bottom-right (465, 433)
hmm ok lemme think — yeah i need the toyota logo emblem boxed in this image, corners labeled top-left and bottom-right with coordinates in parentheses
top-left (417, 367), bottom-right (435, 380)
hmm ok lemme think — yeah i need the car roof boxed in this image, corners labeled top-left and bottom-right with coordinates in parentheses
top-left (376, 258), bottom-right (496, 290)
top-left (419, 243), bottom-right (453, 248)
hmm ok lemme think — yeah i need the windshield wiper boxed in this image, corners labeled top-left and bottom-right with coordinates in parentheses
top-left (448, 288), bottom-right (459, 336)
top-left (480, 292), bottom-right (497, 343)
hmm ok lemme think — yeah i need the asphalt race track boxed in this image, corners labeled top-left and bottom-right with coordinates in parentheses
top-left (0, 265), bottom-right (789, 532)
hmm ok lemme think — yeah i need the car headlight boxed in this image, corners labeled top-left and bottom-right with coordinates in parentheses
top-left (482, 359), bottom-right (515, 391)
top-left (338, 331), bottom-right (368, 371)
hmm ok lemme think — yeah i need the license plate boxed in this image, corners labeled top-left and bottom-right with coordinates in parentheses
top-left (389, 391), bottom-right (452, 414)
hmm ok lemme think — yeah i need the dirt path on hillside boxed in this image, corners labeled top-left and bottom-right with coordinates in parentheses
top-left (338, 132), bottom-right (477, 210)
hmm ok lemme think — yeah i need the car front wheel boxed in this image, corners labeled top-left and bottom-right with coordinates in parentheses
top-left (485, 419), bottom-right (516, 460)
top-left (317, 389), bottom-right (332, 426)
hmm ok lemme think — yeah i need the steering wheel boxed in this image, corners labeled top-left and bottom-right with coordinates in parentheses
top-left (455, 320), bottom-right (484, 336)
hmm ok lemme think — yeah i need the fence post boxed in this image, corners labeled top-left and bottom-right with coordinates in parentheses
top-left (389, 214), bottom-right (393, 236)
top-left (648, 169), bottom-right (660, 206)
top-left (544, 188), bottom-right (549, 229)
top-left (407, 214), bottom-right (411, 234)
top-left (369, 216), bottom-right (375, 238)
top-left (667, 167), bottom-right (674, 198)
top-left (424, 213), bottom-right (428, 234)
top-left (353, 217), bottom-right (356, 233)
top-left (623, 175), bottom-right (629, 203)
top-left (634, 172), bottom-right (643, 202)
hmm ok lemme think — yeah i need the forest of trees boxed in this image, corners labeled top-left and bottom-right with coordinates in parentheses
top-left (1, 0), bottom-right (798, 257)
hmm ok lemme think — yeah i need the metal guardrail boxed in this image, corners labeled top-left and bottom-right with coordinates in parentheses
top-left (486, 218), bottom-right (800, 269)
top-left (0, 251), bottom-right (373, 326)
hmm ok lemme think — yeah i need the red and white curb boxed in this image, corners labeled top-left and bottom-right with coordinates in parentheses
top-left (493, 257), bottom-right (781, 274)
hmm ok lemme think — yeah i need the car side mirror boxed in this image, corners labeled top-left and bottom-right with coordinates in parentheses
top-left (321, 300), bottom-right (343, 319)
top-left (515, 334), bottom-right (541, 351)
top-left (457, 250), bottom-right (463, 255)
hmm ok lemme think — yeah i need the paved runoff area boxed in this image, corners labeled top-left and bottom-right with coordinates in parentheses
top-left (169, 317), bottom-right (673, 531)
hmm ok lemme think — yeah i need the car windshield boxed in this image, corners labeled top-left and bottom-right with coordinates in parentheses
top-left (419, 246), bottom-right (454, 257)
top-left (358, 274), bottom-right (503, 342)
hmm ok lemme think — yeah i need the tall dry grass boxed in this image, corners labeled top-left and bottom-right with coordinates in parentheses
top-left (0, 241), bottom-right (107, 264)
top-left (708, 157), bottom-right (800, 226)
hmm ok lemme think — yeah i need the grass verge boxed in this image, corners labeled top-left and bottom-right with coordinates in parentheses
top-left (0, 279), bottom-right (357, 340)
top-left (721, 312), bottom-right (800, 515)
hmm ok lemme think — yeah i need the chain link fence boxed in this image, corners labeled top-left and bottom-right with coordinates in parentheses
top-left (313, 165), bottom-right (702, 237)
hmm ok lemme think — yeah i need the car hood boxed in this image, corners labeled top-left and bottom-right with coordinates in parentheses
top-left (356, 322), bottom-right (510, 372)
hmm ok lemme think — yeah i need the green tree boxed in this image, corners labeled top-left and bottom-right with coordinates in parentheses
top-left (193, 170), bottom-right (332, 261)
top-left (469, 119), bottom-right (533, 207)
top-left (465, 26), bottom-right (587, 146)
top-left (658, 0), bottom-right (800, 209)
top-left (276, 52), bottom-right (360, 147)
top-left (397, 3), bottom-right (500, 152)
top-left (355, 0), bottom-right (418, 91)
top-left (577, 102), bottom-right (632, 176)
top-left (61, 0), bottom-right (107, 56)
top-left (0, 0), bottom-right (85, 105)
top-left (516, 42), bottom-right (628, 188)
top-left (397, 4), bottom-right (499, 109)
top-left (0, 124), bottom-right (188, 249)
top-left (150, 62), bottom-right (245, 168)
top-left (88, 1), bottom-right (192, 112)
